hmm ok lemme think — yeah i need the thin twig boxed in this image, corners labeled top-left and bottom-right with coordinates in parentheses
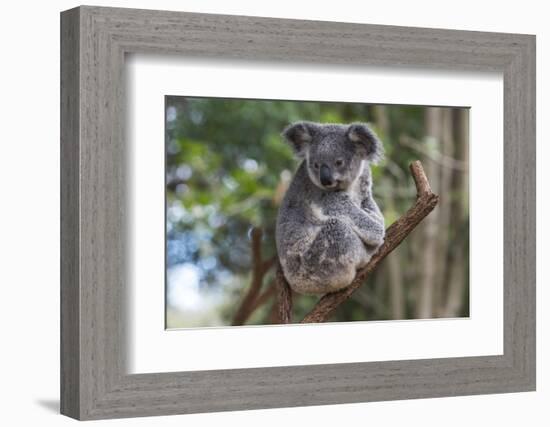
top-left (248, 279), bottom-right (276, 314)
top-left (400, 135), bottom-right (467, 172)
top-left (261, 256), bottom-right (277, 276)
top-left (301, 160), bottom-right (439, 323)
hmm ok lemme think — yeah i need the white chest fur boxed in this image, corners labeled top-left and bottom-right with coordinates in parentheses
top-left (347, 160), bottom-right (365, 207)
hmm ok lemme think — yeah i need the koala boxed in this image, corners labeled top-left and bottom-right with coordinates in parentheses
top-left (275, 121), bottom-right (385, 295)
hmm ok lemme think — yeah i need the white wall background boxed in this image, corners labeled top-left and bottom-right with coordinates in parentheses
top-left (0, 0), bottom-right (546, 425)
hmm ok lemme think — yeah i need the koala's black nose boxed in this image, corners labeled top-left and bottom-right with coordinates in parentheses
top-left (320, 164), bottom-right (333, 187)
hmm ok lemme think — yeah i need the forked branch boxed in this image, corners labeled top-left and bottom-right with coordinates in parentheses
top-left (275, 160), bottom-right (439, 323)
top-left (232, 228), bottom-right (276, 326)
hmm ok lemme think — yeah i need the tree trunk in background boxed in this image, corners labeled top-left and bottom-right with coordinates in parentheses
top-left (433, 109), bottom-right (454, 316)
top-left (387, 239), bottom-right (405, 319)
top-left (416, 107), bottom-right (441, 319)
top-left (372, 106), bottom-right (405, 319)
top-left (443, 109), bottom-right (469, 317)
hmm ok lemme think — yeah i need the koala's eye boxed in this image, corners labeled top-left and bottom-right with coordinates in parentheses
top-left (335, 159), bottom-right (344, 167)
top-left (313, 162), bottom-right (320, 169)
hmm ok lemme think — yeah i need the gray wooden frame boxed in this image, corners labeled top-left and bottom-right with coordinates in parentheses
top-left (60, 5), bottom-right (536, 420)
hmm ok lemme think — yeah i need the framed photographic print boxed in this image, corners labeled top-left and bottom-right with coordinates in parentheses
top-left (60, 5), bottom-right (536, 420)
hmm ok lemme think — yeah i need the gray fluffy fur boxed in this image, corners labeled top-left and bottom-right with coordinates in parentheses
top-left (275, 122), bottom-right (385, 295)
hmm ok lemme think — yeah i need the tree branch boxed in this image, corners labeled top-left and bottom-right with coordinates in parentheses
top-left (232, 227), bottom-right (274, 326)
top-left (276, 263), bottom-right (293, 324)
top-left (301, 161), bottom-right (439, 323)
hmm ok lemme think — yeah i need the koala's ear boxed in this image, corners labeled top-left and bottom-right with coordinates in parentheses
top-left (282, 122), bottom-right (317, 158)
top-left (347, 123), bottom-right (383, 163)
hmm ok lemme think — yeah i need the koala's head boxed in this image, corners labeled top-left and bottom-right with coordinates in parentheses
top-left (282, 121), bottom-right (383, 191)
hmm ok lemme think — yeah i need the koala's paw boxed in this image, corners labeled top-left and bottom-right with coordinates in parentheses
top-left (374, 231), bottom-right (386, 247)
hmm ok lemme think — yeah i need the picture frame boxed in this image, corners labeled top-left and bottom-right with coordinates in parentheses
top-left (60, 5), bottom-right (536, 420)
